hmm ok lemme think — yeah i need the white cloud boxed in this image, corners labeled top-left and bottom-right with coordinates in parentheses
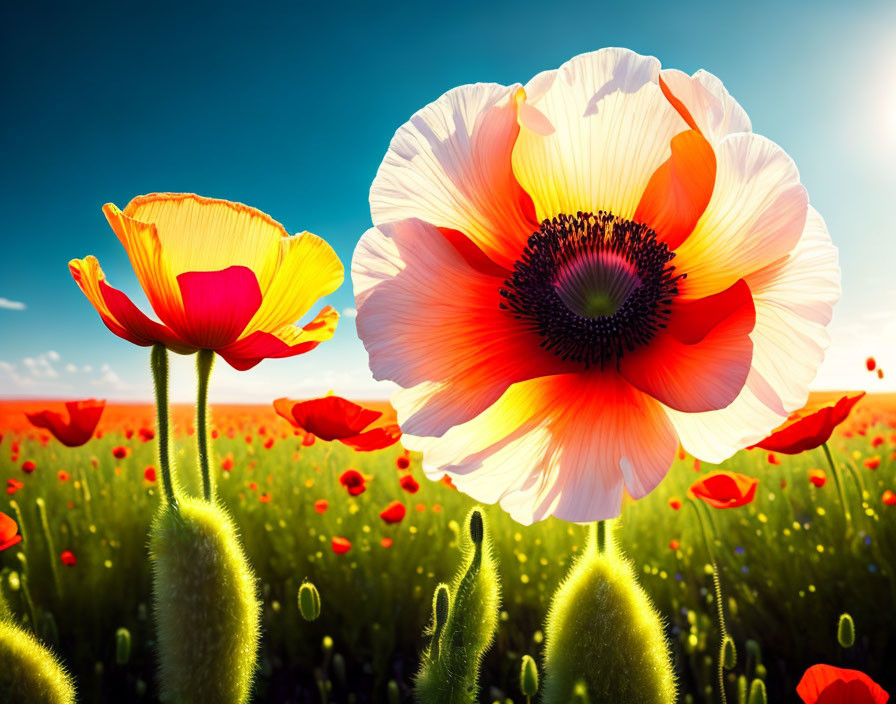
top-left (47, 350), bottom-right (60, 362)
top-left (65, 363), bottom-right (78, 373)
top-left (342, 307), bottom-right (358, 319)
top-left (0, 298), bottom-right (25, 311)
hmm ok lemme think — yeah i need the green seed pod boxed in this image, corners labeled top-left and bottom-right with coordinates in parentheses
top-left (722, 636), bottom-right (737, 670)
top-left (540, 528), bottom-right (675, 704)
top-left (737, 675), bottom-right (747, 704)
top-left (837, 613), bottom-right (855, 648)
top-left (747, 678), bottom-right (767, 704)
top-left (298, 582), bottom-right (321, 622)
top-left (0, 618), bottom-right (76, 703)
top-left (414, 508), bottom-right (501, 704)
top-left (387, 679), bottom-right (400, 704)
top-left (149, 498), bottom-right (260, 704)
top-left (520, 654), bottom-right (539, 697)
top-left (115, 627), bottom-right (132, 665)
top-left (755, 664), bottom-right (767, 681)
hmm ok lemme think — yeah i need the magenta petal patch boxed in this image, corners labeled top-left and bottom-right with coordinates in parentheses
top-left (176, 266), bottom-right (263, 349)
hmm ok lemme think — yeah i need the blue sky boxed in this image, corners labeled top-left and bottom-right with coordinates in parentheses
top-left (1, 0), bottom-right (894, 402)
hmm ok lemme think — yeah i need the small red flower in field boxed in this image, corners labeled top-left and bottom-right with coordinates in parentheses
top-left (693, 459), bottom-right (701, 472)
top-left (259, 492), bottom-right (271, 503)
top-left (669, 539), bottom-right (680, 551)
top-left (677, 447), bottom-right (686, 461)
top-left (808, 469), bottom-right (826, 488)
top-left (882, 490), bottom-right (896, 506)
top-left (396, 455), bottom-right (410, 470)
top-left (314, 499), bottom-right (328, 514)
top-left (60, 550), bottom-right (76, 566)
top-left (125, 429), bottom-right (134, 439)
top-left (0, 512), bottom-right (23, 551)
top-left (273, 396), bottom-right (401, 451)
top-left (58, 471), bottom-right (71, 482)
top-left (248, 482), bottom-right (257, 491)
top-left (25, 399), bottom-right (105, 447)
top-left (415, 503), bottom-right (426, 512)
top-left (332, 537), bottom-right (352, 554)
top-left (871, 435), bottom-right (885, 448)
top-left (864, 456), bottom-right (881, 470)
top-left (866, 357), bottom-right (877, 372)
top-left (381, 537), bottom-right (393, 548)
top-left (211, 429), bottom-right (219, 439)
top-left (112, 446), bottom-right (130, 460)
top-left (144, 467), bottom-right (157, 482)
top-left (339, 469), bottom-right (368, 496)
top-left (751, 392), bottom-right (865, 455)
top-left (22, 460), bottom-right (36, 474)
top-left (302, 432), bottom-right (316, 446)
top-left (6, 479), bottom-right (24, 495)
top-left (263, 437), bottom-right (274, 450)
top-left (399, 474), bottom-right (420, 494)
top-left (244, 435), bottom-right (253, 445)
top-left (690, 471), bottom-right (758, 509)
top-left (796, 664), bottom-right (888, 704)
top-left (90, 457), bottom-right (98, 468)
top-left (380, 501), bottom-right (406, 524)
top-left (878, 368), bottom-right (884, 380)
top-left (432, 504), bottom-right (442, 513)
top-left (138, 427), bottom-right (155, 442)
top-left (767, 452), bottom-right (781, 465)
top-left (221, 452), bottom-right (234, 471)
top-left (668, 498), bottom-right (682, 511)
top-left (439, 475), bottom-right (456, 490)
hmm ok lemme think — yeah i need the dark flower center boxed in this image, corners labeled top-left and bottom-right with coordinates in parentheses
top-left (500, 211), bottom-right (684, 369)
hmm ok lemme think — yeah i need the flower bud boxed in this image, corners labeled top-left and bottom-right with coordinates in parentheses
top-left (115, 627), bottom-right (131, 665)
top-left (520, 654), bottom-right (539, 697)
top-left (837, 612), bottom-right (855, 648)
top-left (298, 582), bottom-right (321, 622)
top-left (747, 678), bottom-right (767, 704)
top-left (722, 635), bottom-right (737, 670)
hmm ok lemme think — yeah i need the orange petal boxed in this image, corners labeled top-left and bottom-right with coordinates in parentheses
top-left (69, 256), bottom-right (192, 352)
top-left (633, 129), bottom-right (716, 251)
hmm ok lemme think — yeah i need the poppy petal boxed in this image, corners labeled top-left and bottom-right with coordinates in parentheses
top-left (796, 664), bottom-right (889, 704)
top-left (340, 424), bottom-right (402, 451)
top-left (659, 69), bottom-right (751, 143)
top-left (175, 266), bottom-right (263, 348)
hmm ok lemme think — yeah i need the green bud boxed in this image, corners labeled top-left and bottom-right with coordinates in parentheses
top-left (722, 636), bottom-right (737, 670)
top-left (322, 635), bottom-right (334, 656)
top-left (298, 582), bottom-right (321, 622)
top-left (332, 653), bottom-right (347, 688)
top-left (571, 680), bottom-right (591, 704)
top-left (149, 498), bottom-right (260, 704)
top-left (755, 664), bottom-right (767, 681)
top-left (0, 618), bottom-right (75, 703)
top-left (469, 509), bottom-right (484, 544)
top-left (837, 613), bottom-right (855, 648)
top-left (115, 627), bottom-right (132, 665)
top-left (541, 542), bottom-right (674, 704)
top-left (737, 675), bottom-right (747, 704)
top-left (387, 679), bottom-right (400, 704)
top-left (520, 654), bottom-right (539, 697)
top-left (431, 584), bottom-right (449, 659)
top-left (747, 678), bottom-right (767, 704)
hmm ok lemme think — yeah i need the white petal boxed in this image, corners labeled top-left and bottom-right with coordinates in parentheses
top-left (660, 68), bottom-right (751, 142)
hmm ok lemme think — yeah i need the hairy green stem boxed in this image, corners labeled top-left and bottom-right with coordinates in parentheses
top-left (821, 442), bottom-right (851, 524)
top-left (150, 344), bottom-right (178, 510)
top-left (691, 500), bottom-right (728, 704)
top-left (195, 349), bottom-right (215, 501)
top-left (596, 520), bottom-right (606, 554)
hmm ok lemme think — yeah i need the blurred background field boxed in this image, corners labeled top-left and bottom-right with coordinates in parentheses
top-left (1, 394), bottom-right (894, 703)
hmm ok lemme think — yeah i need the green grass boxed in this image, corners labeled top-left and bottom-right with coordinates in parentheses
top-left (1, 422), bottom-right (894, 703)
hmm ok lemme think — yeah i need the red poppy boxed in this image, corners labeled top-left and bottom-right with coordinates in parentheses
top-left (396, 455), bottom-right (410, 470)
top-left (882, 490), bottom-right (896, 506)
top-left (144, 467), bottom-right (157, 482)
top-left (301, 432), bottom-right (316, 447)
top-left (864, 457), bottom-right (881, 470)
top-left (668, 498), bottom-right (682, 511)
top-left (314, 499), bottom-right (328, 514)
top-left (751, 393), bottom-right (865, 454)
top-left (60, 550), bottom-right (77, 566)
top-left (339, 469), bottom-right (368, 496)
top-left (221, 452), bottom-right (234, 471)
top-left (138, 427), bottom-right (155, 442)
top-left (0, 512), bottom-right (22, 551)
top-left (809, 469), bottom-right (827, 488)
top-left (112, 446), bottom-right (131, 460)
top-left (380, 501), bottom-right (406, 524)
top-left (332, 537), bottom-right (352, 554)
top-left (58, 471), bottom-right (71, 482)
top-left (690, 471), bottom-right (758, 509)
top-left (796, 664), bottom-right (888, 704)
top-left (767, 452), bottom-right (781, 465)
top-left (669, 539), bottom-right (680, 551)
top-left (25, 399), bottom-right (105, 447)
top-left (22, 460), bottom-right (36, 474)
top-left (866, 357), bottom-right (877, 372)
top-left (274, 396), bottom-right (401, 451)
top-left (871, 435), bottom-right (885, 448)
top-left (399, 474), bottom-right (420, 494)
top-left (259, 492), bottom-right (271, 504)
top-left (6, 478), bottom-right (24, 495)
top-left (263, 438), bottom-right (275, 450)
top-left (381, 537), bottom-right (393, 548)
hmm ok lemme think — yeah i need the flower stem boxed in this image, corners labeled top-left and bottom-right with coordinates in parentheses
top-left (597, 520), bottom-right (606, 554)
top-left (150, 344), bottom-right (178, 510)
top-left (195, 349), bottom-right (215, 502)
top-left (821, 442), bottom-right (851, 524)
top-left (690, 500), bottom-right (728, 704)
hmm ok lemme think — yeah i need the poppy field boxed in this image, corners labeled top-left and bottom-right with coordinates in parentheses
top-left (1, 393), bottom-right (894, 703)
